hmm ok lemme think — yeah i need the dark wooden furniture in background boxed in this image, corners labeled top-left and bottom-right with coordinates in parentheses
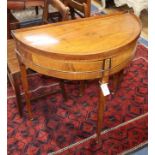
top-left (65, 0), bottom-right (91, 18)
top-left (7, 0), bottom-right (45, 116)
top-left (8, 39), bottom-right (22, 116)
top-left (7, 0), bottom-right (45, 39)
top-left (42, 0), bottom-right (63, 24)
top-left (12, 12), bottom-right (141, 142)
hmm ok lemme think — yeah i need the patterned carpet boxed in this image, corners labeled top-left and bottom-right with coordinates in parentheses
top-left (7, 40), bottom-right (148, 154)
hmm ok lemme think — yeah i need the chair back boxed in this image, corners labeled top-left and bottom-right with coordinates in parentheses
top-left (66, 0), bottom-right (91, 18)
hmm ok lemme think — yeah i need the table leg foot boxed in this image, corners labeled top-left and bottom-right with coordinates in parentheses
top-left (96, 86), bottom-right (107, 144)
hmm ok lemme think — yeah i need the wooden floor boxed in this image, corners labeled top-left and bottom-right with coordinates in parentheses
top-left (92, 0), bottom-right (148, 39)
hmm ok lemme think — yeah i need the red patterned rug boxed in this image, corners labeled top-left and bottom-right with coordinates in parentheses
top-left (7, 43), bottom-right (148, 155)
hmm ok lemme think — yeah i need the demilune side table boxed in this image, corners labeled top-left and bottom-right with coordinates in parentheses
top-left (12, 12), bottom-right (141, 143)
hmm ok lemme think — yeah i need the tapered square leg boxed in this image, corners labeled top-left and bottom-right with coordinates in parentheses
top-left (16, 54), bottom-right (33, 120)
top-left (96, 58), bottom-right (111, 144)
top-left (13, 74), bottom-right (23, 117)
top-left (96, 86), bottom-right (107, 143)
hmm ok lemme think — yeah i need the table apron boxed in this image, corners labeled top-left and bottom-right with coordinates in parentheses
top-left (15, 43), bottom-right (136, 80)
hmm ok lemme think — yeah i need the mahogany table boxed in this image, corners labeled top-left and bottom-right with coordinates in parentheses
top-left (12, 12), bottom-right (141, 142)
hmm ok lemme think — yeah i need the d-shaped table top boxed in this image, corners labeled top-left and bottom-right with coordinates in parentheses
top-left (12, 12), bottom-right (141, 60)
